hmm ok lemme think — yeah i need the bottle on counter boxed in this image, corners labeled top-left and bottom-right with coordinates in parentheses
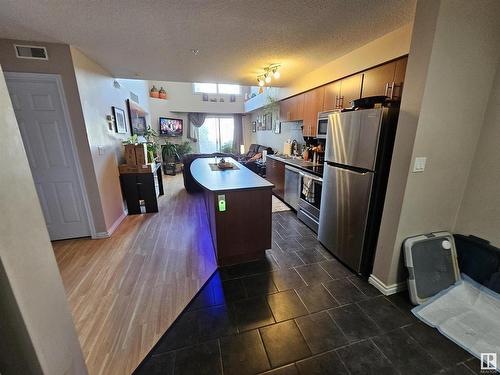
top-left (302, 145), bottom-right (311, 161)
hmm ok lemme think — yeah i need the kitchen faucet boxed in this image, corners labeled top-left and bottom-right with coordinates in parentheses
top-left (291, 139), bottom-right (298, 156)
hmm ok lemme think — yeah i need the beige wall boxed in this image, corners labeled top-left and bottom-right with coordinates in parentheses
top-left (454, 64), bottom-right (500, 246)
top-left (0, 39), bottom-right (107, 234)
top-left (372, 0), bottom-right (500, 287)
top-left (71, 47), bottom-right (150, 232)
top-left (372, 0), bottom-right (441, 288)
top-left (0, 65), bottom-right (87, 374)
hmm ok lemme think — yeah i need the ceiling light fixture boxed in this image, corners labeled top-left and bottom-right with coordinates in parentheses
top-left (272, 67), bottom-right (280, 79)
top-left (256, 64), bottom-right (281, 87)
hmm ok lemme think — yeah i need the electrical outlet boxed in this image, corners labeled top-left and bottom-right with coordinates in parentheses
top-left (97, 146), bottom-right (106, 156)
top-left (413, 157), bottom-right (427, 173)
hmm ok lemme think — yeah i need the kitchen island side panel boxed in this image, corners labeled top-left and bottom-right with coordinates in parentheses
top-left (213, 188), bottom-right (272, 266)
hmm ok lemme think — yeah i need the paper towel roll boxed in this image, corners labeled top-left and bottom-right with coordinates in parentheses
top-left (283, 142), bottom-right (292, 156)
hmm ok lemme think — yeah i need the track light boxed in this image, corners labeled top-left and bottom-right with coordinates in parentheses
top-left (256, 64), bottom-right (281, 87)
top-left (272, 68), bottom-right (280, 79)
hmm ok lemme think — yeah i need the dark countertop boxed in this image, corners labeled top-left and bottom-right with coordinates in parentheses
top-left (190, 157), bottom-right (274, 192)
top-left (267, 154), bottom-right (324, 177)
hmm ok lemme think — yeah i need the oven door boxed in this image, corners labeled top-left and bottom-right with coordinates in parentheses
top-left (297, 171), bottom-right (322, 232)
top-left (299, 172), bottom-right (322, 214)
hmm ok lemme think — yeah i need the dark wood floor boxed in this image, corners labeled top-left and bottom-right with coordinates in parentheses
top-left (134, 211), bottom-right (481, 375)
top-left (53, 175), bottom-right (217, 375)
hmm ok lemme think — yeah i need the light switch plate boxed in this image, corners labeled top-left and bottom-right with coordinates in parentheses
top-left (98, 146), bottom-right (106, 156)
top-left (413, 157), bottom-right (427, 173)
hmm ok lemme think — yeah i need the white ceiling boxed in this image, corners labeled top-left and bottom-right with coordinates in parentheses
top-left (0, 0), bottom-right (415, 86)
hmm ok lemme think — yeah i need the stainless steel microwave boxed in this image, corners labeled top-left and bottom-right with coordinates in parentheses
top-left (316, 110), bottom-right (339, 139)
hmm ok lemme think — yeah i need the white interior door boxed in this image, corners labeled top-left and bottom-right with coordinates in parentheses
top-left (5, 73), bottom-right (90, 240)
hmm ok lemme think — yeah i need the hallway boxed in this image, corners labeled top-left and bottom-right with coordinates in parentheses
top-left (53, 175), bottom-right (217, 375)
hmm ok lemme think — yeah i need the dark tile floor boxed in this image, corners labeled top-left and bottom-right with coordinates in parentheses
top-left (134, 211), bottom-right (479, 375)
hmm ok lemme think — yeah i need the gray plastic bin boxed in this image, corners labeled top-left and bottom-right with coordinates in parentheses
top-left (403, 232), bottom-right (460, 305)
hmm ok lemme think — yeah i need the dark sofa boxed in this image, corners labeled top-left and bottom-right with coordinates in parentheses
top-left (242, 144), bottom-right (274, 174)
top-left (242, 144), bottom-right (274, 161)
top-left (182, 153), bottom-right (234, 193)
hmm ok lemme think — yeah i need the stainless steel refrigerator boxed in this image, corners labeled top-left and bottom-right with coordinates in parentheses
top-left (318, 107), bottom-right (399, 276)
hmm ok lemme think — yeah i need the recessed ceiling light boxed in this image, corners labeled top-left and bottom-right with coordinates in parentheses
top-left (191, 49), bottom-right (199, 56)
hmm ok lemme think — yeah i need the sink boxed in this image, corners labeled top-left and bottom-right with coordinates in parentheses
top-left (276, 154), bottom-right (300, 160)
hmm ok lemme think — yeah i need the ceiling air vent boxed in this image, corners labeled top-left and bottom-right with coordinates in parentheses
top-left (130, 92), bottom-right (139, 103)
top-left (14, 44), bottom-right (48, 60)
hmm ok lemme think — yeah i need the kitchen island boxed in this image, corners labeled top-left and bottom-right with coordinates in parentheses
top-left (190, 157), bottom-right (273, 266)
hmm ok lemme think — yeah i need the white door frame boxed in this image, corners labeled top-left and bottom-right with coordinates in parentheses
top-left (4, 72), bottom-right (96, 238)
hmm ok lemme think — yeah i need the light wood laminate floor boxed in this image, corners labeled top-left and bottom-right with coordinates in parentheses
top-left (53, 174), bottom-right (217, 375)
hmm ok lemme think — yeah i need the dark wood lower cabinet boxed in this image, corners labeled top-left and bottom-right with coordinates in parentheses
top-left (205, 188), bottom-right (272, 266)
top-left (266, 157), bottom-right (285, 199)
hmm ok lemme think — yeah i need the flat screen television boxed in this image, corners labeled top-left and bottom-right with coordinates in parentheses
top-left (159, 117), bottom-right (183, 137)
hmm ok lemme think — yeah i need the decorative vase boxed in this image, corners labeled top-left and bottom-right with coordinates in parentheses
top-left (150, 85), bottom-right (159, 98)
top-left (159, 87), bottom-right (167, 99)
top-left (303, 149), bottom-right (310, 161)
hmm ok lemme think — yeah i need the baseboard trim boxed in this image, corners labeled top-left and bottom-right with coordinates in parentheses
top-left (368, 274), bottom-right (407, 296)
top-left (92, 210), bottom-right (127, 239)
top-left (93, 231), bottom-right (110, 239)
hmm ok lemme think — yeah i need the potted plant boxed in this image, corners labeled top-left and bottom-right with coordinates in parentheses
top-left (143, 126), bottom-right (160, 163)
top-left (161, 142), bottom-right (180, 175)
top-left (175, 141), bottom-right (192, 160)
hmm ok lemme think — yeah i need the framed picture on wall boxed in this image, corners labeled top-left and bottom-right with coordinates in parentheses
top-left (274, 121), bottom-right (281, 134)
top-left (112, 107), bottom-right (128, 134)
top-left (127, 99), bottom-right (148, 135)
top-left (265, 112), bottom-right (272, 130)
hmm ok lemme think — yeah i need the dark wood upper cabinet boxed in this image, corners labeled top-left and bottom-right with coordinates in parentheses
top-left (360, 61), bottom-right (397, 98)
top-left (339, 74), bottom-right (363, 108)
top-left (279, 94), bottom-right (304, 122)
top-left (361, 56), bottom-right (408, 99)
top-left (289, 94), bottom-right (304, 121)
top-left (323, 81), bottom-right (341, 111)
top-left (279, 97), bottom-right (293, 122)
top-left (277, 56), bottom-right (408, 137)
top-left (392, 57), bottom-right (408, 100)
top-left (303, 87), bottom-right (324, 137)
top-left (323, 74), bottom-right (362, 110)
